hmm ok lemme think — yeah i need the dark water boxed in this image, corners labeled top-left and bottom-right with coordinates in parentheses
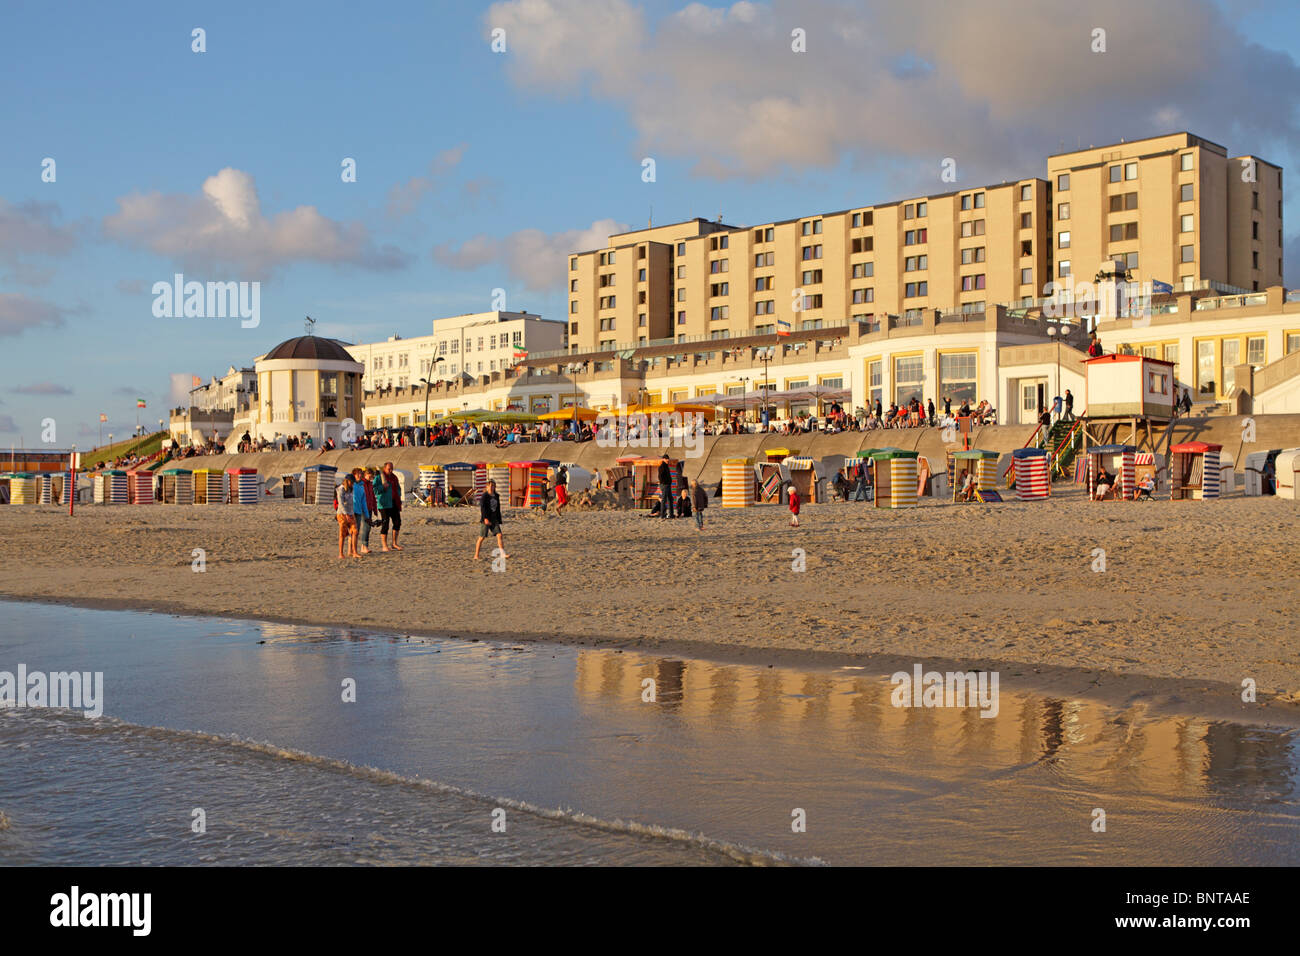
top-left (1, 601), bottom-right (1297, 865)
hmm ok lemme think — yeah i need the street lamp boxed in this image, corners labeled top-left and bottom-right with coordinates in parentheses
top-left (758, 347), bottom-right (774, 430)
top-left (1046, 319), bottom-right (1071, 422)
top-left (740, 375), bottom-right (750, 428)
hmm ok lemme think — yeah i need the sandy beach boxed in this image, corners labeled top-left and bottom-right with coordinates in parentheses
top-left (1, 491), bottom-right (1298, 722)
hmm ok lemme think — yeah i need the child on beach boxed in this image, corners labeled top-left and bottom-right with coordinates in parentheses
top-left (553, 465), bottom-right (569, 516)
top-left (336, 474), bottom-right (360, 559)
top-left (691, 479), bottom-right (707, 531)
top-left (474, 479), bottom-right (509, 560)
top-left (788, 486), bottom-right (800, 527)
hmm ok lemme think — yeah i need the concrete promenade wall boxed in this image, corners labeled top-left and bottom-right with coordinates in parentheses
top-left (179, 414), bottom-right (1300, 490)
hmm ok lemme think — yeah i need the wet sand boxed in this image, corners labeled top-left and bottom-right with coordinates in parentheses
top-left (1, 491), bottom-right (1298, 724)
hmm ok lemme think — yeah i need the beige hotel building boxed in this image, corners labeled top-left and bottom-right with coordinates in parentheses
top-left (565, 133), bottom-right (1282, 356)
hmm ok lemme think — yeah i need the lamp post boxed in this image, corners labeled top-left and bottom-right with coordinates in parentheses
top-left (758, 347), bottom-right (774, 430)
top-left (739, 375), bottom-right (750, 428)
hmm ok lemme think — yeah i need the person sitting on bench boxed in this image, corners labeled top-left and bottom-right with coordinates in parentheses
top-left (958, 468), bottom-right (976, 502)
top-left (1094, 465), bottom-right (1113, 501)
top-left (1135, 474), bottom-right (1156, 501)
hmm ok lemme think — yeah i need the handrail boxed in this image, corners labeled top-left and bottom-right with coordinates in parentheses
top-left (1047, 412), bottom-right (1087, 478)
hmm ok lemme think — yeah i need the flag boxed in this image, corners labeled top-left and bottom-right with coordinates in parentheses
top-left (136, 399), bottom-right (146, 408)
top-left (99, 414), bottom-right (107, 423)
top-left (513, 346), bottom-right (528, 358)
top-left (1152, 279), bottom-right (1174, 295)
top-left (777, 319), bottom-right (791, 336)
top-left (192, 375), bottom-right (202, 387)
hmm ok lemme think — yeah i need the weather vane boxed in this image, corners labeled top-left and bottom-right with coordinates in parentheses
top-left (304, 315), bottom-right (315, 335)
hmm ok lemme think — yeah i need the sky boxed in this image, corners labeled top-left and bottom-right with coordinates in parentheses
top-left (2, 0), bottom-right (1300, 448)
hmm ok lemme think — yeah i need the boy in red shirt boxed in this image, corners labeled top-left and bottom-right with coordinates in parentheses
top-left (788, 487), bottom-right (800, 527)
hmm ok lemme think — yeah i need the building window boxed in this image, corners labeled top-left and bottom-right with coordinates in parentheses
top-left (904, 204), bottom-right (914, 219)
top-left (852, 288), bottom-right (874, 304)
top-left (710, 282), bottom-right (729, 296)
top-left (1181, 214), bottom-right (1194, 233)
top-left (1021, 212), bottom-right (1032, 229)
top-left (800, 270), bottom-right (822, 285)
top-left (961, 247), bottom-right (985, 265)
top-left (904, 228), bottom-right (927, 245)
top-left (1058, 202), bottom-right (1070, 220)
top-left (677, 311), bottom-right (686, 325)
top-left (1164, 344), bottom-right (1180, 381)
top-left (1180, 183), bottom-right (1194, 202)
top-left (1286, 334), bottom-right (1300, 355)
top-left (1181, 245), bottom-right (1195, 263)
top-left (939, 352), bottom-right (977, 404)
top-left (638, 268), bottom-right (646, 281)
top-left (638, 313), bottom-right (646, 327)
top-left (710, 306), bottom-right (729, 321)
top-left (676, 242), bottom-right (685, 256)
top-left (917, 201), bottom-right (927, 217)
top-left (801, 294), bottom-right (823, 310)
top-left (852, 236), bottom-right (874, 253)
top-left (905, 255), bottom-right (928, 272)
top-left (570, 257), bottom-right (578, 270)
top-left (893, 355), bottom-right (924, 405)
top-left (755, 276), bottom-right (772, 291)
top-left (961, 195), bottom-right (970, 211)
top-left (1110, 222), bottom-right (1139, 242)
top-left (1125, 162), bottom-right (1137, 180)
top-left (1248, 337), bottom-right (1266, 366)
top-left (801, 244), bottom-right (823, 260)
top-left (1020, 184), bottom-right (1032, 201)
top-left (853, 262), bottom-right (874, 278)
top-left (1058, 231), bottom-right (1071, 249)
top-left (1058, 260), bottom-right (1071, 278)
top-left (1180, 153), bottom-right (1194, 171)
top-left (709, 258), bottom-right (729, 273)
top-left (755, 252), bottom-right (774, 267)
top-left (1020, 267), bottom-right (1033, 285)
top-left (1124, 252), bottom-right (1139, 269)
top-left (1109, 165), bottom-right (1122, 183)
top-left (868, 360), bottom-right (882, 406)
top-left (904, 281), bottom-right (928, 297)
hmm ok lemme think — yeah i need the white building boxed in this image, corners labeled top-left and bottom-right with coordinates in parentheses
top-left (346, 311), bottom-right (566, 392)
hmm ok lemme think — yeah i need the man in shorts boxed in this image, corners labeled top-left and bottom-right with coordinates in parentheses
top-left (474, 479), bottom-right (509, 560)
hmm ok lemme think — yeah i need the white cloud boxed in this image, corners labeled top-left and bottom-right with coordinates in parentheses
top-left (104, 168), bottom-right (411, 277)
top-left (486, 0), bottom-right (1300, 184)
top-left (0, 293), bottom-right (67, 337)
top-left (386, 144), bottom-right (471, 218)
top-left (433, 218), bottom-right (629, 290)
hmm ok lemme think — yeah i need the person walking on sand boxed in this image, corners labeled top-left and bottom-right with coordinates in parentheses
top-left (377, 461), bottom-right (403, 550)
top-left (474, 479), bottom-right (509, 560)
top-left (657, 453), bottom-right (675, 519)
top-left (691, 479), bottom-right (708, 531)
top-left (336, 473), bottom-right (360, 559)
top-left (788, 485), bottom-right (801, 528)
top-left (553, 464), bottom-right (569, 516)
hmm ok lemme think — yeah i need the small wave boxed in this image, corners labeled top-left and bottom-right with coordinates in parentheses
top-left (1, 709), bottom-right (824, 866)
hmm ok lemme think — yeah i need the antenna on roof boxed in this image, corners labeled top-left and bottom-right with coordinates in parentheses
top-left (304, 315), bottom-right (316, 335)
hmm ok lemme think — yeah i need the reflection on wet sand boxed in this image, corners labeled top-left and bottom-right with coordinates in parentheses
top-left (574, 651), bottom-right (1297, 802)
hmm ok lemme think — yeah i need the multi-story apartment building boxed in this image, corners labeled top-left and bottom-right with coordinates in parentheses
top-left (1045, 132), bottom-right (1282, 295)
top-left (346, 311), bottom-right (566, 391)
top-left (188, 366), bottom-right (258, 412)
top-left (566, 133), bottom-right (1282, 355)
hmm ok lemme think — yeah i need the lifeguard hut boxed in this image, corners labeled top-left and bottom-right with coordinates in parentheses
top-left (1083, 353), bottom-right (1177, 458)
top-left (1170, 441), bottom-right (1222, 500)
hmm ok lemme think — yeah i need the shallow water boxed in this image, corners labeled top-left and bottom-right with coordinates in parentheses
top-left (1, 601), bottom-right (1296, 865)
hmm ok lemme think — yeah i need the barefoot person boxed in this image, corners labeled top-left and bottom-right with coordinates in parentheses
top-left (788, 485), bottom-right (801, 528)
top-left (474, 479), bottom-right (509, 560)
top-left (352, 468), bottom-right (374, 554)
top-left (336, 473), bottom-right (360, 559)
top-left (553, 464), bottom-right (569, 516)
top-left (376, 461), bottom-right (404, 551)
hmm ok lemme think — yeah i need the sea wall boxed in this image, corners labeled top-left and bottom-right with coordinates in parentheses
top-left (179, 413), bottom-right (1300, 490)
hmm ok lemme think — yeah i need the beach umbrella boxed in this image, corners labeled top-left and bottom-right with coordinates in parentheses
top-left (538, 407), bottom-right (599, 421)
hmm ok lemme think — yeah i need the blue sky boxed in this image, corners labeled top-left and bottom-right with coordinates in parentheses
top-left (2, 0), bottom-right (1299, 447)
